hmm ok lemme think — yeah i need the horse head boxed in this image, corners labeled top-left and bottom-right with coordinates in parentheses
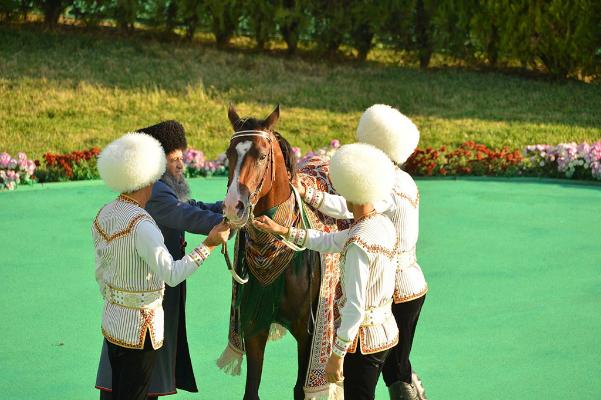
top-left (223, 104), bottom-right (294, 228)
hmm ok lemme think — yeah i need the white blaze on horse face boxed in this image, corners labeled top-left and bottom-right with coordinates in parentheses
top-left (224, 141), bottom-right (253, 223)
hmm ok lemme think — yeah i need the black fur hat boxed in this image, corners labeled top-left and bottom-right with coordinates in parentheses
top-left (137, 120), bottom-right (187, 154)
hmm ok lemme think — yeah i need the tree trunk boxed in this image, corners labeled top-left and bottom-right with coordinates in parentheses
top-left (185, 18), bottom-right (197, 41)
top-left (355, 28), bottom-right (374, 61)
top-left (215, 30), bottom-right (231, 48)
top-left (415, 0), bottom-right (432, 69)
top-left (487, 24), bottom-right (499, 67)
top-left (281, 24), bottom-right (299, 55)
top-left (43, 0), bottom-right (66, 27)
top-left (165, 1), bottom-right (178, 34)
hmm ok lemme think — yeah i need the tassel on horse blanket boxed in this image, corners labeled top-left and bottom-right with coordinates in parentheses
top-left (268, 323), bottom-right (287, 341)
top-left (216, 343), bottom-right (244, 376)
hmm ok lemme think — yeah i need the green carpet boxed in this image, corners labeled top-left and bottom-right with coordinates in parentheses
top-left (0, 177), bottom-right (600, 399)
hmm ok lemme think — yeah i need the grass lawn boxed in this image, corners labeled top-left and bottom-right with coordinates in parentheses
top-left (0, 177), bottom-right (600, 399)
top-left (1, 24), bottom-right (600, 161)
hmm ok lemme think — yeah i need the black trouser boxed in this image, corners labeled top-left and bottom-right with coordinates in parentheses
top-left (382, 295), bottom-right (426, 386)
top-left (344, 344), bottom-right (390, 400)
top-left (105, 334), bottom-right (157, 400)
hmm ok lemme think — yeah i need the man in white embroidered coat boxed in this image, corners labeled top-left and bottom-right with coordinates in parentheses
top-left (254, 143), bottom-right (399, 400)
top-left (92, 133), bottom-right (230, 400)
top-left (296, 105), bottom-right (428, 400)
top-left (96, 121), bottom-right (225, 400)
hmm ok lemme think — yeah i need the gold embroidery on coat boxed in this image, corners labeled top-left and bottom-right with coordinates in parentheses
top-left (392, 189), bottom-right (420, 208)
top-left (93, 214), bottom-right (146, 243)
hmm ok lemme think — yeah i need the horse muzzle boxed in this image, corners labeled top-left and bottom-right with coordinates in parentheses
top-left (223, 183), bottom-right (251, 228)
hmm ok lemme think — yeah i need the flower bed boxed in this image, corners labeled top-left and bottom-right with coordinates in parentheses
top-left (522, 142), bottom-right (601, 180)
top-left (35, 148), bottom-right (101, 183)
top-left (2, 141), bottom-right (601, 191)
top-left (183, 148), bottom-right (228, 178)
top-left (404, 142), bottom-right (524, 177)
top-left (0, 152), bottom-right (36, 190)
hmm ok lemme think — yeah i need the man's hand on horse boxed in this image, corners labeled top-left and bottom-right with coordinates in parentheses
top-left (203, 221), bottom-right (231, 248)
top-left (253, 215), bottom-right (289, 237)
top-left (292, 176), bottom-right (306, 198)
top-left (325, 354), bottom-right (344, 384)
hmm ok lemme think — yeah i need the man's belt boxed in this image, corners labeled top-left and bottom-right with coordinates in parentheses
top-left (397, 248), bottom-right (417, 270)
top-left (361, 299), bottom-right (393, 327)
top-left (104, 285), bottom-right (164, 309)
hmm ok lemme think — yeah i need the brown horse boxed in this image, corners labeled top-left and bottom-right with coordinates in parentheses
top-left (222, 105), bottom-right (322, 400)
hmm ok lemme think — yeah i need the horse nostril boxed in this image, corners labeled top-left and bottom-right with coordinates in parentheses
top-left (236, 201), bottom-right (244, 212)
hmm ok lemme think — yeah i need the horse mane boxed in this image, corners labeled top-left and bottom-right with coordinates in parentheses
top-left (233, 117), bottom-right (297, 179)
top-left (273, 131), bottom-right (297, 179)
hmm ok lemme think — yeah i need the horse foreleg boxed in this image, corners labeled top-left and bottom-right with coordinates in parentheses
top-left (243, 330), bottom-right (269, 400)
top-left (290, 324), bottom-right (312, 400)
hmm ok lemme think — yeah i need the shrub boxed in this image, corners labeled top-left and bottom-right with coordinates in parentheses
top-left (311, 0), bottom-right (351, 56)
top-left (275, 0), bottom-right (309, 55)
top-left (176, 0), bottom-right (204, 40)
top-left (347, 0), bottom-right (386, 60)
top-left (32, 0), bottom-right (74, 26)
top-left (244, 0), bottom-right (278, 50)
top-left (204, 0), bottom-right (241, 48)
top-left (501, 0), bottom-right (601, 78)
top-left (69, 0), bottom-right (112, 27)
top-left (36, 148), bottom-right (100, 182)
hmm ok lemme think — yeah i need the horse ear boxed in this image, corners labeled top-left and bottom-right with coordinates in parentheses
top-left (228, 103), bottom-right (240, 129)
top-left (264, 104), bottom-right (280, 130)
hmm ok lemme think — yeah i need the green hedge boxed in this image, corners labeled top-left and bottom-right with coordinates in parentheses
top-left (1, 0), bottom-right (599, 78)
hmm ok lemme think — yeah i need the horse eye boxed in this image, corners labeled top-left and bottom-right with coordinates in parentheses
top-left (259, 154), bottom-right (267, 161)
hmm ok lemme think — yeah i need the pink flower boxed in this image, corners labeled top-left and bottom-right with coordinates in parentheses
top-left (330, 139), bottom-right (341, 149)
top-left (0, 153), bottom-right (11, 168)
top-left (19, 159), bottom-right (29, 172)
top-left (27, 160), bottom-right (36, 176)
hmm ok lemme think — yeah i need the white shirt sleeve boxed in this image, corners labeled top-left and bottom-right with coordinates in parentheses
top-left (335, 244), bottom-right (369, 352)
top-left (94, 248), bottom-right (105, 296)
top-left (318, 192), bottom-right (354, 219)
top-left (303, 229), bottom-right (349, 253)
top-left (373, 192), bottom-right (395, 214)
top-left (134, 220), bottom-right (208, 287)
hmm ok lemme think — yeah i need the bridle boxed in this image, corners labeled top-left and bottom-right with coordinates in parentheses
top-left (229, 129), bottom-right (276, 215)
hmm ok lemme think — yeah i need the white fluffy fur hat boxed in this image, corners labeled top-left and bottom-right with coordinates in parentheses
top-left (97, 133), bottom-right (166, 193)
top-left (356, 104), bottom-right (419, 165)
top-left (329, 143), bottom-right (394, 205)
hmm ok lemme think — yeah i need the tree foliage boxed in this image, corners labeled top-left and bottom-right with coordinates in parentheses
top-left (1, 0), bottom-right (598, 77)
